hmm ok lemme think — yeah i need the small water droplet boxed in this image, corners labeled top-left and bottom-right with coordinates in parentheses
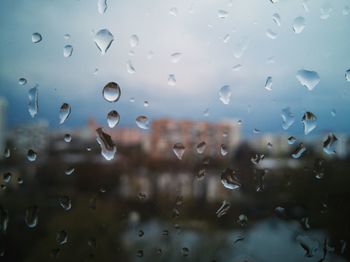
top-left (19, 78), bottom-right (27, 86)
top-left (136, 250), bottom-right (144, 257)
top-left (107, 110), bottom-right (120, 128)
top-left (0, 207), bottom-right (9, 234)
top-left (296, 69), bottom-right (320, 91)
top-left (94, 29), bottom-right (114, 55)
top-left (323, 133), bottom-right (337, 155)
top-left (59, 196), bottom-right (72, 211)
top-left (237, 214), bottom-right (248, 227)
top-left (168, 74), bottom-right (176, 86)
top-left (25, 206), bottom-right (39, 228)
top-left (288, 136), bottom-right (296, 145)
top-left (63, 34), bottom-right (70, 40)
top-left (219, 85), bottom-right (231, 105)
top-left (221, 168), bottom-right (240, 190)
top-left (28, 85), bottom-right (38, 118)
top-left (345, 69), bottom-right (350, 82)
top-left (3, 172), bottom-right (12, 184)
top-left (270, 0), bottom-right (279, 3)
top-left (138, 230), bottom-right (144, 237)
top-left (302, 112), bottom-right (317, 135)
top-left (56, 230), bottom-right (68, 245)
top-left (203, 108), bottom-right (210, 117)
top-left (143, 101), bottom-right (149, 107)
top-left (196, 141), bottom-right (206, 154)
top-left (129, 34), bottom-right (139, 47)
top-left (181, 247), bottom-right (189, 257)
top-left (272, 13), bottom-right (281, 26)
top-left (216, 200), bottom-right (231, 218)
top-left (292, 143), bottom-right (306, 159)
top-left (266, 29), bottom-right (277, 39)
top-left (220, 144), bottom-right (228, 156)
top-left (27, 149), bottom-right (37, 162)
top-left (264, 76), bottom-right (273, 91)
top-left (147, 51), bottom-right (154, 59)
top-left (170, 52), bottom-right (182, 63)
top-left (97, 0), bottom-right (107, 14)
top-left (59, 103), bottom-right (71, 124)
top-left (32, 33), bottom-right (42, 43)
top-left (126, 60), bottom-right (136, 74)
top-left (223, 34), bottom-right (230, 43)
top-left (330, 108), bottom-right (336, 117)
top-left (232, 64), bottom-right (242, 71)
top-left (102, 82), bottom-right (121, 102)
top-left (197, 168), bottom-right (206, 180)
top-left (320, 3), bottom-right (332, 20)
top-left (96, 128), bottom-right (117, 161)
top-left (136, 116), bottom-right (150, 130)
top-left (64, 134), bottom-right (72, 143)
top-left (251, 154), bottom-right (265, 165)
top-left (343, 6), bottom-right (350, 15)
top-left (218, 10), bottom-right (228, 19)
top-left (65, 167), bottom-right (75, 176)
top-left (169, 7), bottom-right (178, 16)
top-left (3, 148), bottom-right (10, 158)
top-left (281, 107), bottom-right (295, 130)
top-left (172, 143), bottom-right (185, 160)
top-left (63, 45), bottom-right (73, 58)
top-left (293, 16), bottom-right (306, 34)
top-left (253, 128), bottom-right (260, 134)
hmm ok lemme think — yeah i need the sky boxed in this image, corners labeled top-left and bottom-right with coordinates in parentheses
top-left (0, 0), bottom-right (350, 137)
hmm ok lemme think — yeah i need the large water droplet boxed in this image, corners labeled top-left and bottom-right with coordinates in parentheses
top-left (218, 10), bottom-right (228, 19)
top-left (107, 110), bottom-right (120, 128)
top-left (296, 69), bottom-right (320, 91)
top-left (126, 60), bottom-right (136, 74)
top-left (96, 128), bottom-right (117, 161)
top-left (170, 52), bottom-right (182, 63)
top-left (293, 16), bottom-right (306, 34)
top-left (168, 74), bottom-right (176, 86)
top-left (272, 13), bottom-right (281, 26)
top-left (28, 85), bottom-right (38, 118)
top-left (173, 143), bottom-right (185, 160)
top-left (196, 141), bottom-right (206, 154)
top-left (136, 116), bottom-right (150, 130)
top-left (97, 0), bottom-right (107, 14)
top-left (219, 85), bottom-right (231, 105)
top-left (25, 206), bottom-right (39, 228)
top-left (94, 29), bottom-right (114, 55)
top-left (292, 143), bottom-right (306, 159)
top-left (63, 45), bottom-right (73, 58)
top-left (56, 230), bottom-right (68, 245)
top-left (27, 149), bottom-right (37, 162)
top-left (216, 200), bottom-right (231, 218)
top-left (32, 33), bottom-right (42, 43)
top-left (281, 107), bottom-right (295, 130)
top-left (102, 82), bottom-right (121, 102)
top-left (129, 34), bottom-right (139, 47)
top-left (302, 112), bottom-right (317, 135)
top-left (59, 103), bottom-right (71, 124)
top-left (264, 76), bottom-right (273, 91)
top-left (345, 69), bottom-right (350, 81)
top-left (266, 29), bottom-right (277, 39)
top-left (19, 78), bottom-right (27, 86)
top-left (323, 133), bottom-right (337, 155)
top-left (0, 207), bottom-right (9, 234)
top-left (221, 168), bottom-right (240, 190)
top-left (59, 196), bottom-right (72, 211)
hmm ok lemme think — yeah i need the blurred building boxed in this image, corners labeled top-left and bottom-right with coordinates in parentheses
top-left (148, 118), bottom-right (240, 159)
top-left (0, 97), bottom-right (8, 157)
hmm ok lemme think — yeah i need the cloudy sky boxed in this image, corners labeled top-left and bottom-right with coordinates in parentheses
top-left (0, 0), bottom-right (350, 137)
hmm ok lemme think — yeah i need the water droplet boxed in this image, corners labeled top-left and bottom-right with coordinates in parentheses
top-left (219, 85), bottom-right (231, 105)
top-left (292, 143), bottom-right (306, 159)
top-left (203, 108), bottom-right (210, 117)
top-left (320, 4), bottom-right (332, 20)
top-left (59, 196), bottom-right (72, 211)
top-left (221, 168), bottom-right (240, 190)
top-left (96, 128), bottom-right (117, 161)
top-left (32, 33), bottom-right (42, 43)
top-left (64, 134), bottom-right (72, 143)
top-left (197, 168), bottom-right (206, 180)
top-left (296, 235), bottom-right (320, 257)
top-left (264, 76), bottom-right (273, 91)
top-left (237, 214), bottom-right (248, 227)
top-left (272, 13), bottom-right (281, 26)
top-left (147, 51), bottom-right (154, 59)
top-left (296, 69), bottom-right (320, 91)
top-left (28, 85), bottom-right (38, 118)
top-left (17, 177), bottom-right (24, 185)
top-left (3, 148), bottom-right (10, 158)
top-left (27, 149), bottom-right (37, 162)
top-left (3, 172), bottom-right (12, 183)
top-left (102, 82), bottom-right (121, 102)
top-left (196, 141), bottom-right (206, 154)
top-left (168, 74), bottom-right (176, 86)
top-left (288, 136), bottom-right (296, 145)
top-left (233, 38), bottom-right (249, 58)
top-left (65, 167), bottom-right (75, 176)
top-left (220, 144), bottom-right (228, 156)
top-left (216, 200), bottom-right (231, 218)
top-left (232, 64), bottom-right (242, 71)
top-left (281, 107), bottom-right (295, 130)
top-left (19, 78), bottom-right (27, 86)
top-left (0, 207), bottom-right (9, 234)
top-left (63, 34), bottom-right (70, 40)
top-left (218, 10), bottom-right (228, 19)
top-left (136, 250), bottom-right (144, 257)
top-left (343, 6), bottom-right (350, 15)
top-left (138, 192), bottom-right (146, 200)
top-left (94, 29), bottom-right (114, 55)
top-left (181, 247), bottom-right (189, 257)
top-left (59, 103), bottom-right (71, 124)
top-left (293, 16), bottom-right (306, 34)
top-left (56, 230), bottom-right (68, 245)
top-left (63, 45), bottom-right (73, 58)
top-left (330, 108), bottom-right (336, 117)
top-left (107, 110), bottom-right (120, 128)
top-left (251, 154), bottom-right (265, 165)
top-left (138, 230), bottom-right (144, 237)
top-left (136, 116), bottom-right (150, 130)
top-left (323, 133), bottom-right (337, 155)
top-left (302, 112), bottom-right (317, 135)
top-left (129, 34), bottom-right (139, 47)
top-left (173, 143), bottom-right (185, 160)
top-left (143, 101), bottom-right (149, 107)
top-left (253, 128), bottom-right (260, 134)
top-left (345, 69), bottom-right (350, 81)
top-left (266, 29), bottom-right (277, 39)
top-left (130, 97), bottom-right (135, 103)
top-left (97, 0), bottom-right (107, 14)
top-left (25, 206), bottom-right (39, 228)
top-left (270, 0), bottom-right (279, 3)
top-left (169, 7), bottom-right (178, 16)
top-left (126, 60), bottom-right (136, 74)
top-left (170, 52), bottom-right (182, 63)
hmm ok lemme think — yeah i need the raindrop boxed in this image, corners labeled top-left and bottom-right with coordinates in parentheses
top-left (168, 74), bottom-right (176, 86)
top-left (223, 34), bottom-right (230, 43)
top-left (272, 13), bottom-right (281, 26)
top-left (63, 34), bottom-right (70, 40)
top-left (63, 45), bottom-right (73, 58)
top-left (314, 158), bottom-right (325, 179)
top-left (17, 177), bottom-right (24, 185)
top-left (264, 76), bottom-right (273, 91)
top-left (296, 69), bottom-right (320, 91)
top-left (107, 110), bottom-right (120, 128)
top-left (126, 60), bottom-right (136, 74)
top-left (170, 52), bottom-right (182, 63)
top-left (59, 103), bottom-right (71, 124)
top-left (3, 172), bottom-right (12, 183)
top-left (253, 128), bottom-right (260, 134)
top-left (266, 29), bottom-right (277, 39)
top-left (130, 97), bottom-right (135, 103)
top-left (64, 134), bottom-right (72, 143)
top-left (281, 107), bottom-right (295, 130)
top-left (267, 56), bottom-right (275, 64)
top-left (330, 108), bottom-right (336, 117)
top-left (232, 64), bottom-right (242, 71)
top-left (251, 154), bottom-right (265, 165)
top-left (0, 207), bottom-right (9, 234)
top-left (216, 200), bottom-right (231, 218)
top-left (129, 34), bottom-right (139, 47)
top-left (320, 4), bottom-right (332, 20)
top-left (197, 168), bottom-right (206, 180)
top-left (181, 247), bottom-right (189, 257)
top-left (237, 214), bottom-right (248, 227)
top-left (218, 10), bottom-right (228, 19)
top-left (32, 33), bottom-right (42, 43)
top-left (220, 144), bottom-right (228, 156)
top-left (343, 6), bottom-right (350, 16)
top-left (27, 149), bottom-right (37, 162)
top-left (233, 38), bottom-right (249, 58)
top-left (28, 85), bottom-right (38, 118)
top-left (221, 168), bottom-right (240, 190)
top-left (94, 29), bottom-right (114, 55)
top-left (345, 69), bottom-right (350, 82)
top-left (173, 143), bottom-right (185, 160)
top-left (203, 108), bottom-right (210, 117)
top-left (196, 141), bottom-right (206, 154)
top-left (169, 7), bottom-right (178, 16)
top-left (292, 16), bottom-right (306, 34)
top-left (143, 101), bottom-right (149, 107)
top-left (147, 51), bottom-right (154, 59)
top-left (18, 78), bottom-right (27, 86)
top-left (136, 250), bottom-right (144, 257)
top-left (302, 112), bottom-right (317, 135)
top-left (270, 0), bottom-right (279, 3)
top-left (97, 0), bottom-right (107, 14)
top-left (59, 196), bottom-right (72, 211)
top-left (292, 143), bottom-right (306, 159)
top-left (3, 148), bottom-right (10, 158)
top-left (65, 167), bottom-right (75, 176)
top-left (138, 230), bottom-right (144, 237)
top-left (25, 206), bottom-right (39, 228)
top-left (219, 85), bottom-right (231, 105)
top-left (136, 116), bottom-right (150, 130)
top-left (323, 133), bottom-right (337, 155)
top-left (102, 82), bottom-right (121, 102)
top-left (96, 128), bottom-right (117, 161)
top-left (296, 235), bottom-right (320, 257)
top-left (56, 230), bottom-right (68, 245)
top-left (288, 136), bottom-right (296, 145)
